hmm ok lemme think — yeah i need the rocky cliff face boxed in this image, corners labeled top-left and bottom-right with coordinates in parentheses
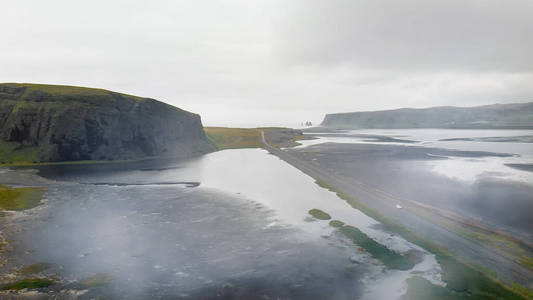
top-left (321, 102), bottom-right (533, 129)
top-left (0, 83), bottom-right (214, 163)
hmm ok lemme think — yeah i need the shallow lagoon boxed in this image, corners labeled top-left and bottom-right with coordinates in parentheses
top-left (2, 148), bottom-right (443, 299)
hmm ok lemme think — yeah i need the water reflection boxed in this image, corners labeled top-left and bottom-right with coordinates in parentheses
top-left (295, 129), bottom-right (533, 240)
top-left (4, 149), bottom-right (443, 299)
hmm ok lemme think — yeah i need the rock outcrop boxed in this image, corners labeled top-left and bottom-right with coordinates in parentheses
top-left (0, 83), bottom-right (214, 163)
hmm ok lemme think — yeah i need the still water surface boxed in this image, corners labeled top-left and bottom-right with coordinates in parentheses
top-left (3, 148), bottom-right (443, 299)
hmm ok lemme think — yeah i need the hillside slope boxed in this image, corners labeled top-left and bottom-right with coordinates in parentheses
top-left (0, 83), bottom-right (213, 163)
top-left (321, 102), bottom-right (533, 129)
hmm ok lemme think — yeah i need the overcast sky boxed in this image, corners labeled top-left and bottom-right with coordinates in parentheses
top-left (2, 0), bottom-right (532, 127)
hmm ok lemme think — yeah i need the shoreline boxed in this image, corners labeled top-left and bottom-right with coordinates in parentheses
top-left (0, 160), bottom-right (371, 299)
top-left (260, 131), bottom-right (532, 298)
top-left (0, 130), bottom-right (531, 298)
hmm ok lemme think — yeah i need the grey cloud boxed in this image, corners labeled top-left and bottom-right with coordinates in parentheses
top-left (1, 0), bottom-right (532, 127)
top-left (277, 0), bottom-right (533, 72)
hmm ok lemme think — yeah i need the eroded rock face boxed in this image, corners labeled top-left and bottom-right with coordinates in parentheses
top-left (321, 102), bottom-right (533, 129)
top-left (0, 83), bottom-right (214, 162)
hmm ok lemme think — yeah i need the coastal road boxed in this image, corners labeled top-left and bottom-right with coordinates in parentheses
top-left (260, 131), bottom-right (533, 289)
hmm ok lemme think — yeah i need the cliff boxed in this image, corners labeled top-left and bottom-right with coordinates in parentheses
top-left (321, 102), bottom-right (533, 129)
top-left (0, 83), bottom-right (214, 163)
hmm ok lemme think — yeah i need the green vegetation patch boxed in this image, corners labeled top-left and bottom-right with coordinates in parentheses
top-left (3, 83), bottom-right (145, 101)
top-left (404, 277), bottom-right (464, 300)
top-left (204, 126), bottom-right (309, 150)
top-left (404, 249), bottom-right (424, 265)
top-left (408, 201), bottom-right (533, 273)
top-left (511, 283), bottom-right (533, 300)
top-left (204, 127), bottom-right (262, 150)
top-left (2, 278), bottom-right (56, 290)
top-left (404, 276), bottom-right (531, 300)
top-left (308, 208), bottom-right (331, 220)
top-left (339, 225), bottom-right (414, 270)
top-left (313, 177), bottom-right (529, 299)
top-left (0, 141), bottom-right (41, 164)
top-left (437, 255), bottom-right (524, 298)
top-left (329, 220), bottom-right (345, 227)
top-left (3, 158), bottom-right (140, 167)
top-left (18, 263), bottom-right (50, 275)
top-left (0, 185), bottom-right (45, 211)
top-left (2, 157), bottom-right (151, 167)
top-left (519, 256), bottom-right (533, 270)
top-left (261, 127), bottom-right (314, 148)
top-left (80, 273), bottom-right (114, 287)
top-left (452, 224), bottom-right (533, 272)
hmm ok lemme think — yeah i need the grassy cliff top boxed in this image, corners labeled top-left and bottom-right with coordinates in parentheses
top-left (204, 127), bottom-right (263, 150)
top-left (0, 83), bottom-right (146, 101)
top-left (0, 82), bottom-right (193, 115)
top-left (204, 127), bottom-right (311, 150)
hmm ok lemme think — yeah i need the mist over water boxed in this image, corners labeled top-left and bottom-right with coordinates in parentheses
top-left (1, 149), bottom-right (442, 299)
top-left (298, 129), bottom-right (533, 240)
top-left (4, 167), bottom-right (365, 299)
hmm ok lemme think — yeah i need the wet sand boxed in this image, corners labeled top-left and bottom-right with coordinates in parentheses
top-left (290, 142), bottom-right (533, 239)
top-left (260, 134), bottom-right (533, 289)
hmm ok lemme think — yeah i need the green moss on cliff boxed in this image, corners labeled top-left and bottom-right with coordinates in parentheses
top-left (0, 83), bottom-right (211, 163)
top-left (0, 141), bottom-right (41, 164)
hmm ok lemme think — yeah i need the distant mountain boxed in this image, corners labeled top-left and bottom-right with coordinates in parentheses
top-left (0, 83), bottom-right (214, 163)
top-left (321, 102), bottom-right (533, 129)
